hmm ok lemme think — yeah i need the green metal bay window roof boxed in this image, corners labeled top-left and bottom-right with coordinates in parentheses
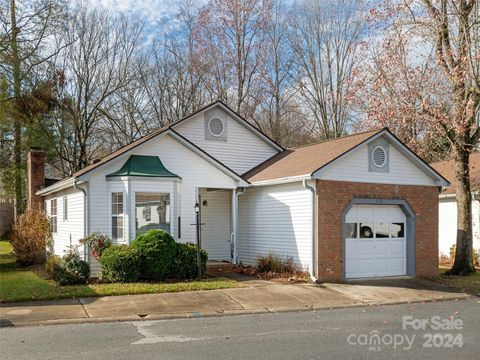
top-left (106, 155), bottom-right (179, 178)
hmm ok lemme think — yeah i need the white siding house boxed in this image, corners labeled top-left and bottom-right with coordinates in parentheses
top-left (438, 198), bottom-right (480, 256)
top-left (432, 152), bottom-right (480, 259)
top-left (33, 102), bottom-right (448, 281)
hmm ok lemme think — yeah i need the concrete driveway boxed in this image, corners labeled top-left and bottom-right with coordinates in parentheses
top-left (0, 275), bottom-right (470, 327)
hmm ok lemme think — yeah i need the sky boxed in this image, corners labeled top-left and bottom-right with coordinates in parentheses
top-left (85, 0), bottom-right (203, 27)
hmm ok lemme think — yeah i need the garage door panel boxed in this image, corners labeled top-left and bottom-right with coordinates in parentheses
top-left (391, 239), bottom-right (405, 255)
top-left (390, 258), bottom-right (405, 273)
top-left (345, 205), bottom-right (407, 279)
top-left (375, 240), bottom-right (390, 256)
top-left (375, 258), bottom-right (391, 274)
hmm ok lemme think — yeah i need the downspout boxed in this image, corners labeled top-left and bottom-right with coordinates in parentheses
top-left (74, 180), bottom-right (89, 262)
top-left (232, 187), bottom-right (246, 264)
top-left (303, 179), bottom-right (318, 283)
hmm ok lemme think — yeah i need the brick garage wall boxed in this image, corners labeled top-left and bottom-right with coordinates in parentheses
top-left (316, 180), bottom-right (440, 282)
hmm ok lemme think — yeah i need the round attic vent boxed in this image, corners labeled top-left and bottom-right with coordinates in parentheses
top-left (372, 146), bottom-right (387, 167)
top-left (208, 117), bottom-right (225, 137)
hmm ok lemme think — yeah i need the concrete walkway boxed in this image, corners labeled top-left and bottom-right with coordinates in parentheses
top-left (0, 275), bottom-right (471, 327)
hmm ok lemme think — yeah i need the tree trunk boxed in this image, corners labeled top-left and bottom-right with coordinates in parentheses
top-left (10, 0), bottom-right (23, 219)
top-left (447, 144), bottom-right (476, 275)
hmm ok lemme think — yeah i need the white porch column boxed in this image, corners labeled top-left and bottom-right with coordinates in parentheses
top-left (231, 189), bottom-right (237, 264)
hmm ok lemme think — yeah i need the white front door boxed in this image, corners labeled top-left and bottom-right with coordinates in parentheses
top-left (199, 189), bottom-right (232, 262)
top-left (345, 205), bottom-right (407, 279)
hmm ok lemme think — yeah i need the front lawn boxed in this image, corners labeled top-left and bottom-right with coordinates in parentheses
top-left (0, 240), bottom-right (238, 303)
top-left (436, 267), bottom-right (480, 295)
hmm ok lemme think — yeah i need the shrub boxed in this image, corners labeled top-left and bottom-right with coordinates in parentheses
top-left (100, 245), bottom-right (140, 283)
top-left (45, 254), bottom-right (61, 275)
top-left (131, 230), bottom-right (176, 281)
top-left (256, 254), bottom-right (297, 275)
top-left (172, 243), bottom-right (208, 279)
top-left (11, 207), bottom-right (50, 266)
top-left (80, 232), bottom-right (112, 260)
top-left (53, 248), bottom-right (90, 285)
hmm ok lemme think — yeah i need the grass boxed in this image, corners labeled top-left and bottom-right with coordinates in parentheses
top-left (436, 267), bottom-right (480, 295)
top-left (0, 240), bottom-right (238, 303)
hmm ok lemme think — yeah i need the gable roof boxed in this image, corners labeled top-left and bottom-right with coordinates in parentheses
top-left (37, 101), bottom-right (278, 194)
top-left (245, 128), bottom-right (449, 186)
top-left (431, 152), bottom-right (480, 195)
top-left (106, 155), bottom-right (179, 178)
top-left (245, 129), bottom-right (382, 182)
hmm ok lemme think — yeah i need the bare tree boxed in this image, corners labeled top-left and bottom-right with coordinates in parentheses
top-left (193, 0), bottom-right (272, 120)
top-left (43, 5), bottom-right (144, 174)
top-left (359, 0), bottom-right (479, 275)
top-left (0, 0), bottom-right (65, 215)
top-left (290, 0), bottom-right (365, 139)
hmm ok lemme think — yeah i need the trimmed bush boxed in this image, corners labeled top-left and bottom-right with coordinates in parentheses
top-left (100, 245), bottom-right (140, 283)
top-left (172, 243), bottom-right (208, 279)
top-left (11, 207), bottom-right (50, 266)
top-left (131, 230), bottom-right (176, 281)
top-left (45, 254), bottom-right (61, 275)
top-left (53, 249), bottom-right (90, 285)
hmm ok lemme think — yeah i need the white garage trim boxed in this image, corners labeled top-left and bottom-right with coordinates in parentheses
top-left (343, 198), bottom-right (416, 279)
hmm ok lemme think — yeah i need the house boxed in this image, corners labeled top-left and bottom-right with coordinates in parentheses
top-left (0, 173), bottom-right (14, 238)
top-left (28, 101), bottom-right (449, 282)
top-left (431, 153), bottom-right (480, 258)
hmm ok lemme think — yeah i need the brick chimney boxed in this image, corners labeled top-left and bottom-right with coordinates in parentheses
top-left (27, 148), bottom-right (45, 210)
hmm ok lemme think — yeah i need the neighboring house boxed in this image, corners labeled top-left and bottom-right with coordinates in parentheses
top-left (28, 101), bottom-right (449, 281)
top-left (432, 153), bottom-right (480, 257)
top-left (0, 173), bottom-right (14, 238)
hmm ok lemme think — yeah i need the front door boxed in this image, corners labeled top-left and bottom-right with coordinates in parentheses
top-left (199, 189), bottom-right (232, 262)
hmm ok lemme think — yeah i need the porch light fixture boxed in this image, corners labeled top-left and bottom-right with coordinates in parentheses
top-left (194, 202), bottom-right (200, 213)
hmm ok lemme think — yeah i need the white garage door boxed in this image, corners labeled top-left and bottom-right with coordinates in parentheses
top-left (345, 205), bottom-right (407, 279)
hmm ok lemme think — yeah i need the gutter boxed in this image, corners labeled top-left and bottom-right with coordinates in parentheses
top-left (439, 191), bottom-right (480, 200)
top-left (249, 174), bottom-right (311, 187)
top-left (74, 180), bottom-right (89, 262)
top-left (36, 178), bottom-right (75, 196)
top-left (232, 187), bottom-right (246, 264)
top-left (303, 179), bottom-right (318, 283)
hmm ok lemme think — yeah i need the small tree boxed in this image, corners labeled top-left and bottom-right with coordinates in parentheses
top-left (11, 205), bottom-right (50, 266)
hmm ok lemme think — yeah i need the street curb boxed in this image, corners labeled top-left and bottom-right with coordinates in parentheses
top-left (1, 294), bottom-right (474, 328)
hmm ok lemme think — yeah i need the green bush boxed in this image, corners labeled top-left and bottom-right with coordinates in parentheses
top-left (53, 249), bottom-right (90, 285)
top-left (132, 230), bottom-right (176, 281)
top-left (100, 245), bottom-right (140, 283)
top-left (172, 243), bottom-right (208, 279)
top-left (45, 254), bottom-right (61, 275)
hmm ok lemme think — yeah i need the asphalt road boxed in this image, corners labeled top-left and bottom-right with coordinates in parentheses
top-left (1, 298), bottom-right (479, 360)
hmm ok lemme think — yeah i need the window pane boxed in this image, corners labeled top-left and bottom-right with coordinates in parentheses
top-left (391, 223), bottom-right (405, 238)
top-left (112, 217), bottom-right (123, 240)
top-left (63, 197), bottom-right (68, 221)
top-left (136, 192), bottom-right (170, 236)
top-left (359, 223), bottom-right (374, 238)
top-left (112, 192), bottom-right (123, 215)
top-left (345, 223), bottom-right (357, 238)
top-left (375, 223), bottom-right (389, 238)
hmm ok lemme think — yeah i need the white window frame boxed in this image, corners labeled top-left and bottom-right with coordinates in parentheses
top-left (111, 192), bottom-right (124, 242)
top-left (50, 199), bottom-right (57, 233)
top-left (63, 196), bottom-right (68, 222)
